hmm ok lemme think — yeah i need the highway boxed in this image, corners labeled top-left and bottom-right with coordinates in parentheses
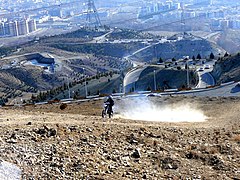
top-left (195, 61), bottom-right (216, 88)
top-left (123, 66), bottom-right (146, 93)
top-left (184, 82), bottom-right (240, 97)
top-left (196, 71), bottom-right (215, 88)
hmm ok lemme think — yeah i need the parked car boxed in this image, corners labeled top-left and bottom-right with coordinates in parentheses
top-left (204, 65), bottom-right (210, 69)
top-left (197, 67), bottom-right (204, 72)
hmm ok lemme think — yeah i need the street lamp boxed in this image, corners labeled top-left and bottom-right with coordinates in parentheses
top-left (186, 60), bottom-right (190, 88)
top-left (83, 68), bottom-right (88, 97)
top-left (67, 75), bottom-right (71, 99)
top-left (120, 83), bottom-right (122, 93)
top-left (153, 70), bottom-right (157, 91)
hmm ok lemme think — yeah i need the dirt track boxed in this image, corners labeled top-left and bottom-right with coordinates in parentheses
top-left (0, 96), bottom-right (239, 179)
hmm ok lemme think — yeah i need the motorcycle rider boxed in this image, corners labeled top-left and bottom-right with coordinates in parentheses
top-left (104, 95), bottom-right (114, 114)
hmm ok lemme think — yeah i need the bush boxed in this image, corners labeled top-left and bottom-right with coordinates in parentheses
top-left (60, 103), bottom-right (67, 110)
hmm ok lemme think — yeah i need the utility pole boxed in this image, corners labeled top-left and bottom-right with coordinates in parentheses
top-left (153, 70), bottom-right (157, 91)
top-left (186, 60), bottom-right (190, 88)
top-left (67, 75), bottom-right (71, 99)
top-left (85, 0), bottom-right (102, 28)
top-left (180, 1), bottom-right (185, 32)
top-left (83, 68), bottom-right (88, 97)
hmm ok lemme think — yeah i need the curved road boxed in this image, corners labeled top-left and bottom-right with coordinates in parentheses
top-left (196, 71), bottom-right (215, 88)
top-left (123, 66), bottom-right (146, 93)
top-left (195, 61), bottom-right (216, 88)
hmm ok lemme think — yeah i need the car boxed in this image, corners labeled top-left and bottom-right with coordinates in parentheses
top-left (197, 67), bottom-right (204, 72)
top-left (204, 65), bottom-right (210, 69)
top-left (147, 93), bottom-right (161, 97)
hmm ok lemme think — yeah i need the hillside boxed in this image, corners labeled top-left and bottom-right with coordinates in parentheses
top-left (132, 33), bottom-right (225, 62)
top-left (212, 53), bottom-right (240, 84)
top-left (0, 28), bottom-right (226, 103)
top-left (215, 29), bottom-right (240, 54)
top-left (136, 66), bottom-right (197, 91)
top-left (0, 96), bottom-right (239, 179)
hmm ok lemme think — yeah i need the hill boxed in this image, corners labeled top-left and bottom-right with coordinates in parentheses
top-left (131, 33), bottom-right (225, 62)
top-left (0, 96), bottom-right (239, 179)
top-left (212, 53), bottom-right (240, 84)
top-left (0, 28), bottom-right (226, 103)
top-left (137, 66), bottom-right (197, 90)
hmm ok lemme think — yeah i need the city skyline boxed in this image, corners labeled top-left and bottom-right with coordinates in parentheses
top-left (1, 0), bottom-right (240, 37)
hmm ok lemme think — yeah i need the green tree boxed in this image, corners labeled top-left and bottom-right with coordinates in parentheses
top-left (147, 86), bottom-right (151, 91)
top-left (209, 52), bottom-right (215, 59)
top-left (159, 57), bottom-right (163, 63)
top-left (197, 54), bottom-right (201, 59)
top-left (224, 52), bottom-right (229, 57)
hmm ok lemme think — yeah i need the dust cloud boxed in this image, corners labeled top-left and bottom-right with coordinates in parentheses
top-left (116, 97), bottom-right (207, 122)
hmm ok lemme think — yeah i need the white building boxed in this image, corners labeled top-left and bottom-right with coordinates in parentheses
top-left (28, 19), bottom-right (36, 33)
top-left (0, 22), bottom-right (4, 36)
top-left (18, 19), bottom-right (29, 35)
top-left (0, 18), bottom-right (37, 37)
top-left (8, 21), bottom-right (19, 36)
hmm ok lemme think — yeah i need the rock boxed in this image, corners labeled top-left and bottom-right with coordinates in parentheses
top-left (36, 128), bottom-right (46, 135)
top-left (88, 143), bottom-right (97, 147)
top-left (60, 104), bottom-right (67, 110)
top-left (142, 174), bottom-right (147, 179)
top-left (86, 128), bottom-right (92, 132)
top-left (160, 157), bottom-right (179, 170)
top-left (131, 148), bottom-right (141, 158)
top-left (26, 122), bottom-right (32, 125)
top-left (47, 128), bottom-right (57, 137)
top-left (0, 161), bottom-right (21, 180)
top-left (10, 133), bottom-right (17, 139)
top-left (6, 139), bottom-right (17, 143)
top-left (126, 134), bottom-right (138, 144)
top-left (206, 155), bottom-right (227, 170)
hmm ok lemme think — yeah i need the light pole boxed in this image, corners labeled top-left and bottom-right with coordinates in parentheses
top-left (120, 83), bottom-right (122, 93)
top-left (83, 68), bottom-right (88, 97)
top-left (186, 60), bottom-right (190, 88)
top-left (153, 70), bottom-right (157, 91)
top-left (67, 75), bottom-right (71, 99)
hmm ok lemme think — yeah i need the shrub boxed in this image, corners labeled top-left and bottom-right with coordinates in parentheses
top-left (60, 103), bottom-right (67, 110)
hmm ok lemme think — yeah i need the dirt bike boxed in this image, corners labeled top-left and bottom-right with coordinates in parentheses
top-left (102, 102), bottom-right (113, 118)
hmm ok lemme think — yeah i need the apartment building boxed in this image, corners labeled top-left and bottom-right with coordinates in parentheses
top-left (0, 19), bottom-right (37, 37)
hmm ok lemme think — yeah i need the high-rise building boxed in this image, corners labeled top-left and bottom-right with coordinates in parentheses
top-left (0, 22), bottom-right (4, 36)
top-left (8, 21), bottom-right (19, 36)
top-left (28, 19), bottom-right (36, 33)
top-left (0, 18), bottom-right (37, 37)
top-left (18, 19), bottom-right (29, 35)
top-left (193, 0), bottom-right (212, 5)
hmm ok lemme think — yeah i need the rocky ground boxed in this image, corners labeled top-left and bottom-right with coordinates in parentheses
top-left (0, 96), bottom-right (239, 179)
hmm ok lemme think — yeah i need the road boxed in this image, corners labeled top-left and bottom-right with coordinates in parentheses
top-left (123, 66), bottom-right (146, 93)
top-left (196, 71), bottom-right (215, 88)
top-left (122, 40), bottom-right (165, 92)
top-left (184, 82), bottom-right (240, 97)
top-left (195, 61), bottom-right (216, 88)
top-left (203, 32), bottom-right (221, 40)
top-left (91, 29), bottom-right (114, 43)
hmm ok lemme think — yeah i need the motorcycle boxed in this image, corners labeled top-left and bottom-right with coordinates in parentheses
top-left (102, 102), bottom-right (113, 118)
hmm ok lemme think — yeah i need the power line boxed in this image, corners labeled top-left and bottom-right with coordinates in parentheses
top-left (85, 0), bottom-right (102, 27)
